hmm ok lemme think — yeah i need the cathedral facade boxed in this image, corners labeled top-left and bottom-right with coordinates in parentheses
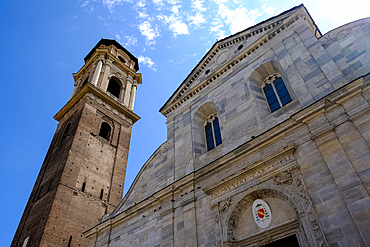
top-left (13, 4), bottom-right (370, 247)
top-left (84, 5), bottom-right (370, 247)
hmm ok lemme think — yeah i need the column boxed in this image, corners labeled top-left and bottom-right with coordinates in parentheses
top-left (91, 60), bottom-right (103, 86)
top-left (128, 82), bottom-right (137, 110)
top-left (99, 59), bottom-right (112, 92)
top-left (123, 74), bottom-right (133, 107)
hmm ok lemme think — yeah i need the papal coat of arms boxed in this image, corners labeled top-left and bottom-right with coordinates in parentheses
top-left (252, 199), bottom-right (272, 228)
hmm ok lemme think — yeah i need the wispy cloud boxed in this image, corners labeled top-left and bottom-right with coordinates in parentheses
top-left (138, 55), bottom-right (157, 71)
top-left (81, 1), bottom-right (89, 7)
top-left (139, 21), bottom-right (160, 45)
top-left (262, 4), bottom-right (276, 15)
top-left (152, 0), bottom-right (164, 8)
top-left (157, 3), bottom-right (189, 37)
top-left (215, 2), bottom-right (262, 34)
top-left (157, 14), bottom-right (189, 36)
top-left (137, 0), bottom-right (146, 7)
top-left (138, 11), bottom-right (149, 18)
top-left (210, 19), bottom-right (226, 39)
top-left (191, 0), bottom-right (206, 12)
top-left (102, 0), bottom-right (133, 10)
top-left (188, 12), bottom-right (206, 27)
top-left (116, 34), bottom-right (138, 48)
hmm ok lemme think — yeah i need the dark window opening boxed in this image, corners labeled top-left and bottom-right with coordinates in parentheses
top-left (118, 56), bottom-right (126, 64)
top-left (205, 115), bottom-right (222, 151)
top-left (67, 236), bottom-right (72, 247)
top-left (99, 122), bottom-right (111, 140)
top-left (82, 77), bottom-right (89, 88)
top-left (263, 75), bottom-right (292, 112)
top-left (205, 122), bottom-right (214, 151)
top-left (62, 123), bottom-right (71, 140)
top-left (81, 182), bottom-right (86, 192)
top-left (100, 189), bottom-right (104, 200)
top-left (213, 117), bottom-right (222, 146)
top-left (238, 44), bottom-right (243, 50)
top-left (205, 69), bottom-right (210, 75)
top-left (107, 79), bottom-right (121, 98)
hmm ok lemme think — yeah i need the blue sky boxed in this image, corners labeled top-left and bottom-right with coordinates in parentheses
top-left (1, 0), bottom-right (369, 245)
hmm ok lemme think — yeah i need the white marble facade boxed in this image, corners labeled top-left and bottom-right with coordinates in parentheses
top-left (85, 5), bottom-right (370, 247)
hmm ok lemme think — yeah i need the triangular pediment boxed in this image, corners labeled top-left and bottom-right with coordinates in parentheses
top-left (160, 4), bottom-right (318, 116)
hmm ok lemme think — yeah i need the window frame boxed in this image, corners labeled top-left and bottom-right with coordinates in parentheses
top-left (204, 113), bottom-right (222, 151)
top-left (262, 73), bottom-right (292, 113)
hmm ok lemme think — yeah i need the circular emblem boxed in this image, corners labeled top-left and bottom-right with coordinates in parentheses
top-left (252, 199), bottom-right (272, 228)
top-left (215, 50), bottom-right (229, 65)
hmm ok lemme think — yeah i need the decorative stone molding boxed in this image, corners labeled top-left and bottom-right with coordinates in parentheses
top-left (225, 167), bottom-right (327, 246)
top-left (227, 189), bottom-right (296, 242)
top-left (273, 169), bottom-right (294, 186)
top-left (212, 197), bottom-right (232, 247)
top-left (162, 12), bottom-right (304, 116)
top-left (205, 148), bottom-right (296, 199)
top-left (274, 167), bottom-right (327, 247)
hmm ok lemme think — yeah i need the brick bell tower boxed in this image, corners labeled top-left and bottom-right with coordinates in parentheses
top-left (11, 39), bottom-right (142, 247)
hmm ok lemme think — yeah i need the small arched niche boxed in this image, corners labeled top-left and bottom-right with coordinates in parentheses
top-left (192, 102), bottom-right (222, 157)
top-left (99, 122), bottom-right (112, 141)
top-left (62, 123), bottom-right (71, 140)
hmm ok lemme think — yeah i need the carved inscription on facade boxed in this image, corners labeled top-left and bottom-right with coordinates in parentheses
top-left (211, 155), bottom-right (294, 198)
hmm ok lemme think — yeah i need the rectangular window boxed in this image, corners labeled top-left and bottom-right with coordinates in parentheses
top-left (263, 83), bottom-right (280, 112)
top-left (213, 117), bottom-right (222, 146)
top-left (205, 122), bottom-right (215, 151)
top-left (274, 78), bottom-right (292, 106)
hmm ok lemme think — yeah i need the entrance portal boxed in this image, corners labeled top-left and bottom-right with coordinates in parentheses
top-left (262, 235), bottom-right (299, 247)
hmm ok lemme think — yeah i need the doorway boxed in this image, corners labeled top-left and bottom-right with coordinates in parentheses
top-left (261, 235), bottom-right (299, 247)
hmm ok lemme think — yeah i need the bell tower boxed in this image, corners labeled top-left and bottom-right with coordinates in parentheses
top-left (12, 39), bottom-right (142, 247)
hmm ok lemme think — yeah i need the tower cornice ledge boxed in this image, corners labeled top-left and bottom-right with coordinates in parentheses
top-left (54, 83), bottom-right (140, 123)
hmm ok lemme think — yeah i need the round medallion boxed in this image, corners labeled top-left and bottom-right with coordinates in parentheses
top-left (252, 199), bottom-right (272, 228)
top-left (215, 50), bottom-right (229, 65)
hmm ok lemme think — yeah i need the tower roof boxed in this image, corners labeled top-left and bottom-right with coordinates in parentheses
top-left (84, 38), bottom-right (139, 71)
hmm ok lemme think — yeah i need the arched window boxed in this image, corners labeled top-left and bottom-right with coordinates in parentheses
top-left (204, 114), bottom-right (222, 151)
top-left (107, 79), bottom-right (121, 98)
top-left (62, 123), bottom-right (71, 140)
top-left (262, 74), bottom-right (292, 112)
top-left (99, 122), bottom-right (111, 140)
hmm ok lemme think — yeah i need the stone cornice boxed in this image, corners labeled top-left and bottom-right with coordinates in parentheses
top-left (202, 144), bottom-right (297, 197)
top-left (160, 8), bottom-right (307, 117)
top-left (73, 47), bottom-right (142, 85)
top-left (54, 83), bottom-right (140, 123)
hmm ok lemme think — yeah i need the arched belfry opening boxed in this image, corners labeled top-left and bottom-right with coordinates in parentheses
top-left (107, 78), bottom-right (121, 99)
